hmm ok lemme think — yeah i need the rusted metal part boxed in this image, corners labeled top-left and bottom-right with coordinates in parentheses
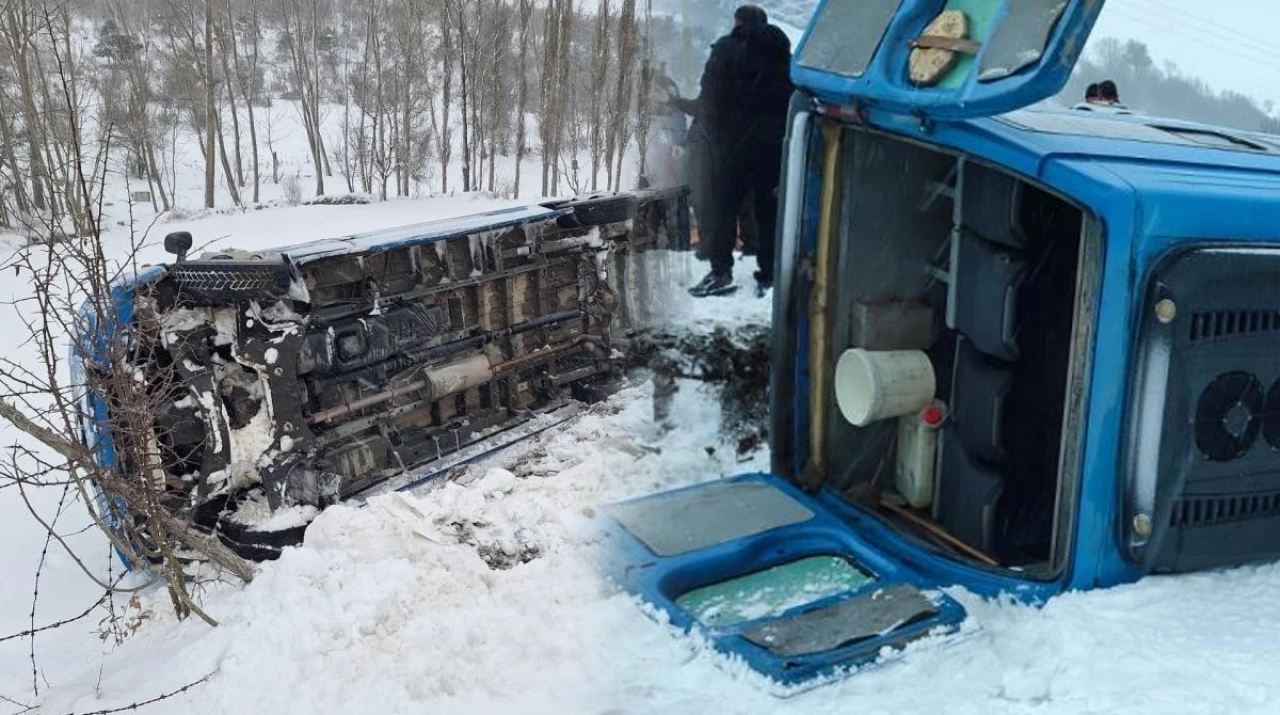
top-left (910, 36), bottom-right (981, 54)
top-left (800, 121), bottom-right (844, 492)
top-left (92, 190), bottom-right (692, 562)
top-left (909, 10), bottom-right (973, 87)
top-left (880, 499), bottom-right (999, 567)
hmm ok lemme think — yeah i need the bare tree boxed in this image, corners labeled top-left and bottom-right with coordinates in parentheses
top-left (0, 18), bottom-right (258, 706)
top-left (277, 0), bottom-right (329, 197)
top-left (204, 0), bottom-right (217, 207)
top-left (513, 0), bottom-right (532, 198)
top-left (102, 2), bottom-right (172, 213)
top-left (587, 0), bottom-right (611, 191)
top-left (483, 1), bottom-right (510, 194)
top-left (539, 0), bottom-right (574, 196)
top-left (604, 0), bottom-right (637, 192)
top-left (633, 0), bottom-right (654, 187)
top-left (2, 0), bottom-right (57, 217)
top-left (432, 0), bottom-right (454, 194)
top-left (452, 0), bottom-right (474, 191)
top-left (237, 0), bottom-right (266, 203)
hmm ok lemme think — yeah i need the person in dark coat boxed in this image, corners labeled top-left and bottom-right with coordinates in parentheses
top-left (665, 96), bottom-right (758, 261)
top-left (675, 5), bottom-right (793, 298)
top-left (664, 86), bottom-right (714, 260)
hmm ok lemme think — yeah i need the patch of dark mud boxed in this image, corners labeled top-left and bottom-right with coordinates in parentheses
top-left (475, 541), bottom-right (543, 570)
top-left (623, 325), bottom-right (771, 457)
top-left (450, 519), bottom-right (543, 570)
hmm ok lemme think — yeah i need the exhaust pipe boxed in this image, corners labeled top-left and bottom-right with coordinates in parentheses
top-left (310, 354), bottom-right (495, 425)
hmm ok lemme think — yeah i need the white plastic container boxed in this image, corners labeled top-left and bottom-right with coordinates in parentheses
top-left (896, 401), bottom-right (946, 509)
top-left (834, 348), bottom-right (937, 427)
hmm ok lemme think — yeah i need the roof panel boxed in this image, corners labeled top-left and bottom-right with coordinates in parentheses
top-left (998, 110), bottom-right (1204, 147)
top-left (270, 204), bottom-right (567, 264)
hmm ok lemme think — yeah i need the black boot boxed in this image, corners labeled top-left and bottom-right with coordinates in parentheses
top-left (753, 270), bottom-right (773, 298)
top-left (689, 270), bottom-right (738, 298)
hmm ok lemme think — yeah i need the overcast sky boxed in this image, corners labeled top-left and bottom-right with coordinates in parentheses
top-left (1088, 0), bottom-right (1277, 108)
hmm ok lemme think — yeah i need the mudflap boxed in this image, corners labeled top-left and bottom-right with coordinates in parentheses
top-left (598, 473), bottom-right (969, 689)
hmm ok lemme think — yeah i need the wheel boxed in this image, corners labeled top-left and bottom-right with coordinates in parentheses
top-left (168, 257), bottom-right (293, 303)
top-left (216, 519), bottom-right (310, 561)
top-left (572, 377), bottom-right (624, 404)
top-left (552, 192), bottom-right (640, 229)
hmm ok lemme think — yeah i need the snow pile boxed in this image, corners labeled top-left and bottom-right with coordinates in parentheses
top-left (6, 98), bottom-right (1280, 712)
top-left (653, 251), bottom-right (774, 335)
top-left (23, 221), bottom-right (1280, 714)
top-left (37, 375), bottom-right (768, 715)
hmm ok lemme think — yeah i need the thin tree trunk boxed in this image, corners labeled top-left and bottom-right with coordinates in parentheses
top-left (402, 98), bottom-right (411, 196)
top-left (438, 0), bottom-right (454, 193)
top-left (146, 142), bottom-right (170, 211)
top-left (0, 93), bottom-right (31, 216)
top-left (513, 0), bottom-right (531, 199)
top-left (458, 1), bottom-right (471, 192)
top-left (8, 6), bottom-right (51, 213)
top-left (553, 0), bottom-right (574, 194)
top-left (244, 0), bottom-right (263, 203)
top-left (589, 0), bottom-right (610, 191)
top-left (216, 110), bottom-right (242, 205)
top-left (608, 0), bottom-right (638, 192)
top-left (311, 0), bottom-right (331, 183)
top-left (217, 19), bottom-right (244, 187)
top-left (203, 0), bottom-right (217, 208)
top-left (539, 0), bottom-right (560, 196)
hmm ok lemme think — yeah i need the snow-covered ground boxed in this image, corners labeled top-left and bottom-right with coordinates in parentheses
top-left (9, 194), bottom-right (1280, 715)
top-left (6, 77), bottom-right (1280, 715)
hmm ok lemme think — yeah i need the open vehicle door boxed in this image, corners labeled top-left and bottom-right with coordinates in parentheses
top-left (793, 0), bottom-right (1108, 121)
top-left (600, 474), bottom-right (967, 687)
top-left (598, 0), bottom-right (1112, 688)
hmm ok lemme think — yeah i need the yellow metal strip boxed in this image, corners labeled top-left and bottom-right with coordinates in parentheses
top-left (801, 121), bottom-right (843, 491)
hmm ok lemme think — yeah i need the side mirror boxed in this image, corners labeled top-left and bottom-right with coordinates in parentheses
top-left (164, 231), bottom-right (193, 263)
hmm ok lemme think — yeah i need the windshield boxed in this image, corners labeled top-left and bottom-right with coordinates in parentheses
top-left (979, 0), bottom-right (1069, 81)
top-left (796, 0), bottom-right (902, 77)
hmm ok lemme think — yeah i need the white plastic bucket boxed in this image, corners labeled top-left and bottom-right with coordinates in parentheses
top-left (834, 348), bottom-right (937, 427)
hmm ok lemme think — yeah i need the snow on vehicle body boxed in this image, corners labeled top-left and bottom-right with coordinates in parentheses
top-left (72, 190), bottom-right (690, 561)
top-left (601, 0), bottom-right (1280, 689)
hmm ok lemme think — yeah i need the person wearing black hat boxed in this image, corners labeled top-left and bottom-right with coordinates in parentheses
top-left (670, 4), bottom-right (792, 298)
top-left (1072, 82), bottom-right (1101, 111)
top-left (1098, 79), bottom-right (1127, 109)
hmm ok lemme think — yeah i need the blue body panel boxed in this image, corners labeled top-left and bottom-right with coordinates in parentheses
top-left (791, 106), bottom-right (1280, 596)
top-left (601, 103), bottom-right (1280, 686)
top-left (792, 0), bottom-right (1107, 121)
top-left (602, 473), bottom-right (968, 687)
top-left (70, 265), bottom-right (169, 569)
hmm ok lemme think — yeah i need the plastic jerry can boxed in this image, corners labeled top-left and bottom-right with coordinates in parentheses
top-left (896, 401), bottom-right (946, 509)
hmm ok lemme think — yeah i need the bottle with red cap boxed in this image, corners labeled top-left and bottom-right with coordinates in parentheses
top-left (896, 399), bottom-right (947, 509)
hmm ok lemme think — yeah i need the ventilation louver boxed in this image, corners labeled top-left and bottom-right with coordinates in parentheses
top-left (1171, 492), bottom-right (1280, 527)
top-left (1190, 310), bottom-right (1280, 341)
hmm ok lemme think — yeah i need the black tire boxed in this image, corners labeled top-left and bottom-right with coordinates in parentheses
top-left (216, 520), bottom-right (309, 561)
top-left (573, 378), bottom-right (623, 404)
top-left (169, 258), bottom-right (293, 303)
top-left (553, 193), bottom-right (639, 229)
